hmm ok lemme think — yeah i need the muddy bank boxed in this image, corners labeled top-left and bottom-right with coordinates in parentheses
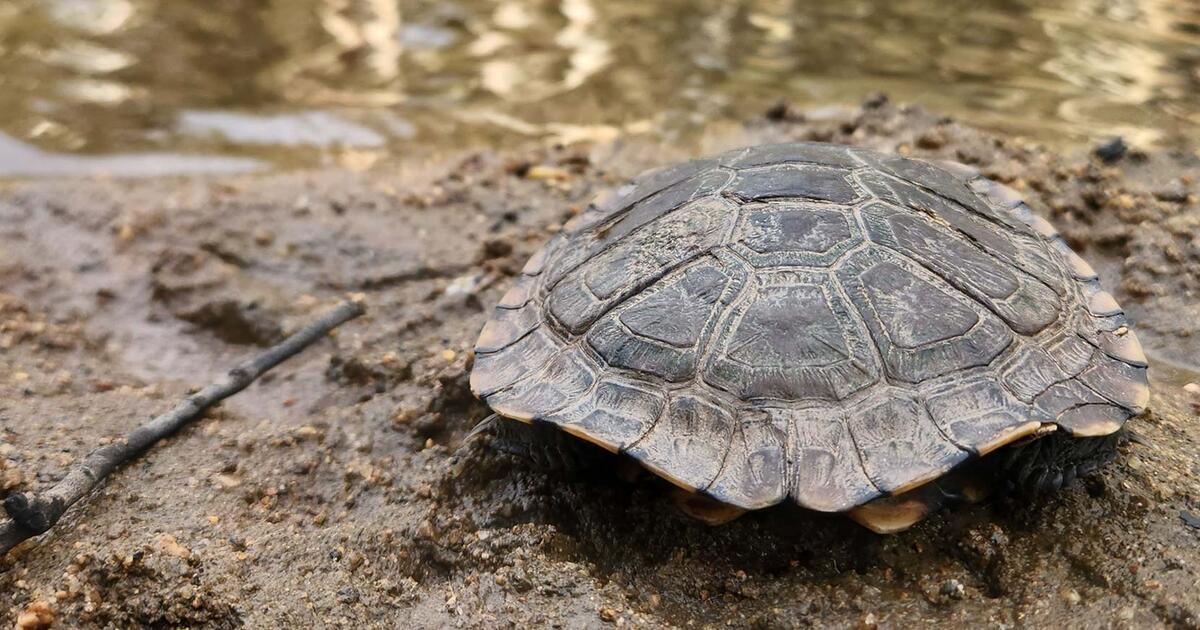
top-left (1, 99), bottom-right (1199, 628)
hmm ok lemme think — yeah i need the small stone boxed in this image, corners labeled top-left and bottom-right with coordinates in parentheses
top-left (1060, 588), bottom-right (1082, 605)
top-left (939, 579), bottom-right (965, 600)
top-left (337, 587), bottom-right (360, 605)
top-left (15, 601), bottom-right (54, 629)
top-left (599, 607), bottom-right (619, 623)
top-left (1093, 137), bottom-right (1128, 163)
top-left (253, 229), bottom-right (275, 246)
top-left (157, 534), bottom-right (191, 560)
top-left (525, 165), bottom-right (572, 182)
top-left (213, 473), bottom-right (242, 489)
top-left (1182, 383), bottom-right (1200, 395)
top-left (1153, 180), bottom-right (1189, 203)
top-left (1181, 510), bottom-right (1200, 529)
top-left (858, 612), bottom-right (879, 629)
top-left (2, 466), bottom-right (24, 491)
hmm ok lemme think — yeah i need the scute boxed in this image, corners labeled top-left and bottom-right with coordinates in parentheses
top-left (586, 259), bottom-right (740, 382)
top-left (846, 392), bottom-right (967, 494)
top-left (471, 141), bottom-right (1149, 519)
top-left (837, 249), bottom-right (1012, 383)
top-left (704, 271), bottom-right (879, 401)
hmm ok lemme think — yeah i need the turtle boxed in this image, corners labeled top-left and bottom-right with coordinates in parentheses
top-left (467, 141), bottom-right (1150, 533)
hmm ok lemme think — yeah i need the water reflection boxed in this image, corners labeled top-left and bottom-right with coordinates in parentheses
top-left (0, 0), bottom-right (1198, 176)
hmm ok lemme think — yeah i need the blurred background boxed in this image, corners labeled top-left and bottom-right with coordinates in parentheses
top-left (1, 0), bottom-right (1198, 176)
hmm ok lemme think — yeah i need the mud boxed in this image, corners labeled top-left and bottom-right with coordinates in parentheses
top-left (1, 99), bottom-right (1198, 628)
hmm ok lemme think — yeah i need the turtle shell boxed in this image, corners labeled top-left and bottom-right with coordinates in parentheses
top-left (470, 142), bottom-right (1149, 513)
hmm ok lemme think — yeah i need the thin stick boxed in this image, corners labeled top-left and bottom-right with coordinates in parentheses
top-left (1, 298), bottom-right (366, 557)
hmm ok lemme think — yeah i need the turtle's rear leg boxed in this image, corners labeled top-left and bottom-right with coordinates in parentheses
top-left (848, 429), bottom-right (1124, 533)
top-left (985, 428), bottom-right (1125, 495)
top-left (462, 415), bottom-right (613, 475)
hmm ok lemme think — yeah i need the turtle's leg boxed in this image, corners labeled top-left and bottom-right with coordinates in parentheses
top-left (848, 468), bottom-right (991, 534)
top-left (463, 414), bottom-right (612, 474)
top-left (985, 428), bottom-right (1124, 495)
top-left (670, 489), bottom-right (747, 526)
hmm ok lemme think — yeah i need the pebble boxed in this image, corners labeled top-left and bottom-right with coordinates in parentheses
top-left (1093, 137), bottom-right (1128, 163)
top-left (525, 165), bottom-right (572, 182)
top-left (15, 601), bottom-right (54, 629)
top-left (598, 607), bottom-right (619, 623)
top-left (2, 466), bottom-right (24, 490)
top-left (1153, 180), bottom-right (1189, 203)
top-left (157, 534), bottom-right (192, 560)
top-left (1060, 588), bottom-right (1082, 605)
top-left (939, 579), bottom-right (965, 600)
top-left (1183, 383), bottom-right (1199, 395)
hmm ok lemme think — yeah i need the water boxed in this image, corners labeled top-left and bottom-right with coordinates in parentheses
top-left (1, 0), bottom-right (1198, 177)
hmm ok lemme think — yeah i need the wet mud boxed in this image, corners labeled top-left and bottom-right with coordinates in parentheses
top-left (1, 99), bottom-right (1199, 628)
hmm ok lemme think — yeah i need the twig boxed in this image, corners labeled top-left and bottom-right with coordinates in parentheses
top-left (1, 298), bottom-right (366, 557)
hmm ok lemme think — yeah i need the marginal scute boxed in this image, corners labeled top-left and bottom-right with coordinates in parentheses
top-left (845, 393), bottom-right (967, 494)
top-left (786, 408), bottom-right (881, 512)
top-left (474, 305), bottom-right (540, 353)
top-left (1077, 352), bottom-right (1150, 413)
top-left (970, 179), bottom-right (1024, 209)
top-left (551, 379), bottom-right (667, 452)
top-left (522, 242), bottom-right (552, 276)
top-left (924, 377), bottom-right (1050, 454)
top-left (1095, 328), bottom-right (1148, 367)
top-left (998, 343), bottom-right (1072, 403)
top-left (1056, 404), bottom-right (1129, 437)
top-left (1049, 240), bottom-right (1099, 281)
top-left (625, 393), bottom-right (736, 492)
top-left (704, 416), bottom-right (788, 509)
top-left (484, 347), bottom-right (597, 421)
top-left (932, 160), bottom-right (980, 181)
top-left (470, 328), bottom-right (558, 397)
top-left (1086, 288), bottom-right (1122, 317)
top-left (1034, 379), bottom-right (1108, 419)
top-left (497, 275), bottom-right (537, 309)
top-left (1026, 214), bottom-right (1059, 238)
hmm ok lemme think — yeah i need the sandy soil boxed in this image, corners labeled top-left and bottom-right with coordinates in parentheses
top-left (1, 98), bottom-right (1199, 629)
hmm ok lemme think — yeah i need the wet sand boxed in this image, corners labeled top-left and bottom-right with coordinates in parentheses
top-left (1, 99), bottom-right (1198, 628)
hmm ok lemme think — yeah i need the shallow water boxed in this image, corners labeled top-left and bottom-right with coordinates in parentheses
top-left (1, 0), bottom-right (1198, 176)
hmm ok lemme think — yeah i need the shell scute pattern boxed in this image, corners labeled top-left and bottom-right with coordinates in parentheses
top-left (471, 142), bottom-right (1149, 512)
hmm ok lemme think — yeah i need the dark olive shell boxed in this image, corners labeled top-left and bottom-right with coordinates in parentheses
top-left (470, 142), bottom-right (1149, 513)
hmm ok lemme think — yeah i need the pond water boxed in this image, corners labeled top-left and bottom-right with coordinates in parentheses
top-left (1, 0), bottom-right (1198, 176)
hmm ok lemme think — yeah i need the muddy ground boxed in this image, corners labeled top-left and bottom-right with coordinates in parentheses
top-left (1, 98), bottom-right (1199, 629)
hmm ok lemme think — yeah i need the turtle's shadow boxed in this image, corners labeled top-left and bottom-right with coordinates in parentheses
top-left (447, 437), bottom-right (1122, 595)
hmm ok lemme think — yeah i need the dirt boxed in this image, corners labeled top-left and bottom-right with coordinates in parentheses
top-left (1, 97), bottom-right (1199, 629)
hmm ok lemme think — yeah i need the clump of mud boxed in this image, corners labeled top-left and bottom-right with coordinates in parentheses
top-left (1, 98), bottom-right (1198, 628)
